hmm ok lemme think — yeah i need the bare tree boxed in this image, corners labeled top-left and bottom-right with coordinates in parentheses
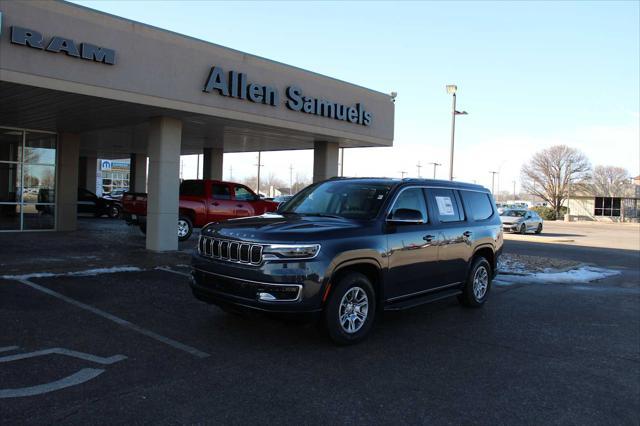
top-left (520, 145), bottom-right (591, 214)
top-left (590, 165), bottom-right (629, 196)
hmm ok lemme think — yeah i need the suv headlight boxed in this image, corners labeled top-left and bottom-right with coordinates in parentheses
top-left (263, 244), bottom-right (321, 259)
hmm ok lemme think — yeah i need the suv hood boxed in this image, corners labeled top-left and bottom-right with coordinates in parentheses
top-left (202, 213), bottom-right (368, 242)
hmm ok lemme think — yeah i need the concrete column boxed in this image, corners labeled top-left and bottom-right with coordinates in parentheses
top-left (129, 153), bottom-right (147, 192)
top-left (312, 141), bottom-right (339, 182)
top-left (202, 147), bottom-right (223, 180)
top-left (56, 133), bottom-right (80, 231)
top-left (146, 117), bottom-right (182, 251)
top-left (84, 156), bottom-right (97, 193)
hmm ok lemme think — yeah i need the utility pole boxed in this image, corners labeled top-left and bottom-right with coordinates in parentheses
top-left (255, 152), bottom-right (264, 196)
top-left (565, 161), bottom-right (572, 222)
top-left (289, 164), bottom-right (294, 195)
top-left (416, 161), bottom-right (422, 178)
top-left (513, 180), bottom-right (516, 200)
top-left (429, 162), bottom-right (441, 179)
top-left (446, 85), bottom-right (468, 181)
top-left (399, 171), bottom-right (408, 179)
top-left (489, 171), bottom-right (498, 194)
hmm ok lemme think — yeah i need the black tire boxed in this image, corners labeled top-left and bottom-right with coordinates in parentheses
top-left (324, 272), bottom-right (377, 345)
top-left (139, 222), bottom-right (146, 235)
top-left (519, 223), bottom-right (527, 234)
top-left (459, 257), bottom-right (492, 308)
top-left (178, 216), bottom-right (193, 241)
top-left (535, 223), bottom-right (543, 234)
top-left (108, 205), bottom-right (121, 219)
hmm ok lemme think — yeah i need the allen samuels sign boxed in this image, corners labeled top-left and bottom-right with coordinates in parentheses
top-left (203, 66), bottom-right (373, 126)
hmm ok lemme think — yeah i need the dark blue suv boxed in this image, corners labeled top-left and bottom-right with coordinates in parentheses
top-left (191, 178), bottom-right (503, 344)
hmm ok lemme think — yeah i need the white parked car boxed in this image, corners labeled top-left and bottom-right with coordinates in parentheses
top-left (499, 209), bottom-right (543, 234)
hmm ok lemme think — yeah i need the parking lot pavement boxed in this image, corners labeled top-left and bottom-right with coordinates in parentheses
top-left (1, 266), bottom-right (638, 423)
top-left (1, 218), bottom-right (639, 423)
top-left (504, 220), bottom-right (640, 251)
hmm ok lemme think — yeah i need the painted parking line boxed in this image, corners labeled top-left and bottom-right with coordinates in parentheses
top-left (0, 348), bottom-right (126, 365)
top-left (155, 266), bottom-right (191, 277)
top-left (17, 279), bottom-right (210, 359)
top-left (0, 368), bottom-right (105, 399)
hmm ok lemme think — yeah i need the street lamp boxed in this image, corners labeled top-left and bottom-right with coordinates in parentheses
top-left (446, 84), bottom-right (468, 181)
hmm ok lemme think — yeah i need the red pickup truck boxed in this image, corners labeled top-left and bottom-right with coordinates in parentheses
top-left (122, 180), bottom-right (279, 241)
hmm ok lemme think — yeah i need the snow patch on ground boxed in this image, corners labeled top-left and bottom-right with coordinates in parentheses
top-left (496, 266), bottom-right (621, 285)
top-left (2, 266), bottom-right (142, 281)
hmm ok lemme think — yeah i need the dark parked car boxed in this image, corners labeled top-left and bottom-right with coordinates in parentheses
top-left (190, 178), bottom-right (503, 344)
top-left (77, 188), bottom-right (122, 218)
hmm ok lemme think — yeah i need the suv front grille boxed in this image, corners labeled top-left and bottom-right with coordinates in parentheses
top-left (199, 236), bottom-right (263, 265)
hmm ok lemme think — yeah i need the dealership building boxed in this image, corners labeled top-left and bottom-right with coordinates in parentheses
top-left (0, 1), bottom-right (394, 250)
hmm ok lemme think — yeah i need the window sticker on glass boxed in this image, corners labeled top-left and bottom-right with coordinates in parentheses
top-left (435, 196), bottom-right (455, 216)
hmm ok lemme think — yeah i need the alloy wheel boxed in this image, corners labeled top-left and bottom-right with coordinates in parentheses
top-left (339, 287), bottom-right (369, 334)
top-left (472, 266), bottom-right (489, 301)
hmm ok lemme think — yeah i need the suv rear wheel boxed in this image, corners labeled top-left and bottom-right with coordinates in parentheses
top-left (459, 256), bottom-right (492, 307)
top-left (324, 272), bottom-right (376, 345)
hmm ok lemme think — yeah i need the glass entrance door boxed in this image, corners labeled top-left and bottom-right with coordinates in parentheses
top-left (0, 127), bottom-right (57, 231)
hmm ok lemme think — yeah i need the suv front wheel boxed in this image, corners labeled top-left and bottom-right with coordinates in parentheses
top-left (324, 272), bottom-right (377, 345)
top-left (459, 257), bottom-right (492, 307)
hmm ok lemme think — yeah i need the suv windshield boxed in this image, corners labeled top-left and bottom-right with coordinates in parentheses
top-left (280, 180), bottom-right (393, 219)
top-left (500, 209), bottom-right (527, 217)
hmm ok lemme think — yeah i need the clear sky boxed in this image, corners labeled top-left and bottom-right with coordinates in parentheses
top-left (73, 0), bottom-right (639, 192)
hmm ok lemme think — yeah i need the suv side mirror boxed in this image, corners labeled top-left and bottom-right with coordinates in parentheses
top-left (387, 208), bottom-right (424, 224)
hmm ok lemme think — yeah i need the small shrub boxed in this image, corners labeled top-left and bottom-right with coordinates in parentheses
top-left (531, 206), bottom-right (557, 221)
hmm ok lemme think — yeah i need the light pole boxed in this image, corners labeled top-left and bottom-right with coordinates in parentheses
top-left (416, 161), bottom-right (422, 178)
top-left (446, 84), bottom-right (468, 181)
top-left (399, 171), bottom-right (408, 178)
top-left (512, 180), bottom-right (516, 201)
top-left (489, 171), bottom-right (498, 194)
top-left (429, 162), bottom-right (441, 179)
top-left (339, 148), bottom-right (345, 177)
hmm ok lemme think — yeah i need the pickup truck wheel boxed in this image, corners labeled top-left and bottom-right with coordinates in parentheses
top-left (324, 272), bottom-right (376, 345)
top-left (459, 257), bottom-right (492, 308)
top-left (178, 216), bottom-right (193, 241)
top-left (108, 205), bottom-right (121, 219)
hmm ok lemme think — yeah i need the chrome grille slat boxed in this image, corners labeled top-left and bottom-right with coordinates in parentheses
top-left (199, 236), bottom-right (264, 266)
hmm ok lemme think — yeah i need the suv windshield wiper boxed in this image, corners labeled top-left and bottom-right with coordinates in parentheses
top-left (299, 213), bottom-right (344, 219)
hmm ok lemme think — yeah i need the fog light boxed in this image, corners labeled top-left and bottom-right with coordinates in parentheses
top-left (258, 292), bottom-right (276, 301)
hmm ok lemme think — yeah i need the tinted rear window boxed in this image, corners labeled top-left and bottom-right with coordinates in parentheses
top-left (460, 190), bottom-right (494, 221)
top-left (211, 184), bottom-right (231, 200)
top-left (430, 188), bottom-right (463, 222)
top-left (180, 181), bottom-right (205, 196)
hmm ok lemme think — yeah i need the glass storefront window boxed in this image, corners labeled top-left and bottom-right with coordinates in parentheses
top-left (0, 127), bottom-right (56, 231)
top-left (21, 203), bottom-right (55, 230)
top-left (25, 132), bottom-right (56, 165)
top-left (0, 129), bottom-right (22, 162)
top-left (0, 162), bottom-right (21, 202)
top-left (0, 204), bottom-right (21, 230)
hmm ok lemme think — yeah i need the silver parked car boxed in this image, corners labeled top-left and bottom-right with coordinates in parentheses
top-left (499, 209), bottom-right (543, 234)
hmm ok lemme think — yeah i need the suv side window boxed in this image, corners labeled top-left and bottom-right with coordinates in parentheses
top-left (210, 184), bottom-right (231, 200)
top-left (460, 190), bottom-right (494, 221)
top-left (389, 188), bottom-right (428, 222)
top-left (234, 185), bottom-right (257, 201)
top-left (431, 188), bottom-right (462, 222)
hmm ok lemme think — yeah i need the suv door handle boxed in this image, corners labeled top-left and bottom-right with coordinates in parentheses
top-left (211, 202), bottom-right (220, 206)
top-left (423, 234), bottom-right (435, 242)
top-left (463, 231), bottom-right (472, 237)
top-left (236, 204), bottom-right (244, 208)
